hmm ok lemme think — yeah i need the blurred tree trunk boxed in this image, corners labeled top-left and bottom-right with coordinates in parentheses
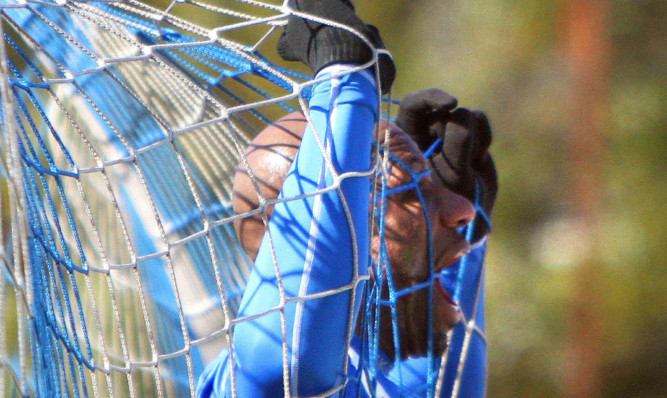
top-left (561, 0), bottom-right (609, 397)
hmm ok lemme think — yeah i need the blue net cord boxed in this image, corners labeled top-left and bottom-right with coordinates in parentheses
top-left (1, 1), bottom-right (488, 397)
top-left (1, 2), bottom-right (301, 395)
top-left (352, 138), bottom-right (488, 397)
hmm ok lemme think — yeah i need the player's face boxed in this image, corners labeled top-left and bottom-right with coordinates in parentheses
top-left (372, 126), bottom-right (475, 360)
top-left (233, 116), bottom-right (476, 361)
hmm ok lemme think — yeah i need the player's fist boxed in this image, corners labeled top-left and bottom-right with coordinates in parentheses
top-left (397, 88), bottom-right (458, 151)
top-left (398, 88), bottom-right (497, 241)
top-left (276, 0), bottom-right (395, 94)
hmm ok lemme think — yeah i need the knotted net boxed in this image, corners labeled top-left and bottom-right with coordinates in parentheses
top-left (0, 1), bottom-right (486, 396)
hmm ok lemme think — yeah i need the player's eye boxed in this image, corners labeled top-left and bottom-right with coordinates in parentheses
top-left (417, 176), bottom-right (430, 192)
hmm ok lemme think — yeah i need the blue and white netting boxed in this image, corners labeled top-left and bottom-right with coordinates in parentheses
top-left (0, 1), bottom-right (486, 397)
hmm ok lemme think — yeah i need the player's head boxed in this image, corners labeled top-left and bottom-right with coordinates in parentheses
top-left (232, 112), bottom-right (475, 360)
top-left (372, 125), bottom-right (474, 360)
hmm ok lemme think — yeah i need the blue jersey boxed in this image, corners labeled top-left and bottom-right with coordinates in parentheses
top-left (197, 66), bottom-right (488, 397)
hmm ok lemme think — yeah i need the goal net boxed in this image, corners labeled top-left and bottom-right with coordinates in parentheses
top-left (0, 1), bottom-right (487, 397)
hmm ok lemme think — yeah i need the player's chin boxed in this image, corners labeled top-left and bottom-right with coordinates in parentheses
top-left (398, 288), bottom-right (459, 360)
top-left (401, 330), bottom-right (449, 360)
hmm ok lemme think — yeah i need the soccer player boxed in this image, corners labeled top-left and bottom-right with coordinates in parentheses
top-left (197, 1), bottom-right (496, 396)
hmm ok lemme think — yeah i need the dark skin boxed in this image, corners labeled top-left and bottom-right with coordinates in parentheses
top-left (232, 112), bottom-right (475, 360)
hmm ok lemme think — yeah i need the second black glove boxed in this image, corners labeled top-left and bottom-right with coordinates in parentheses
top-left (397, 88), bottom-right (498, 241)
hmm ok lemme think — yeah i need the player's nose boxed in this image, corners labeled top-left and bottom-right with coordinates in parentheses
top-left (439, 189), bottom-right (476, 229)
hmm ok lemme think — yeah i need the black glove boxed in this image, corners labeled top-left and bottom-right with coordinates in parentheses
top-left (277, 0), bottom-right (395, 94)
top-left (397, 88), bottom-right (458, 151)
top-left (397, 88), bottom-right (498, 241)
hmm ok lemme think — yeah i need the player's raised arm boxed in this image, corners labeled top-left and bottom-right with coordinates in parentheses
top-left (197, 1), bottom-right (394, 396)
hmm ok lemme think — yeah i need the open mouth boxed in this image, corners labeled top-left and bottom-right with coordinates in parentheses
top-left (431, 240), bottom-right (468, 329)
top-left (434, 277), bottom-right (461, 328)
top-left (435, 278), bottom-right (457, 306)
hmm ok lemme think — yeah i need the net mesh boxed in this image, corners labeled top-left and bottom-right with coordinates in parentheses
top-left (0, 1), bottom-right (486, 397)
